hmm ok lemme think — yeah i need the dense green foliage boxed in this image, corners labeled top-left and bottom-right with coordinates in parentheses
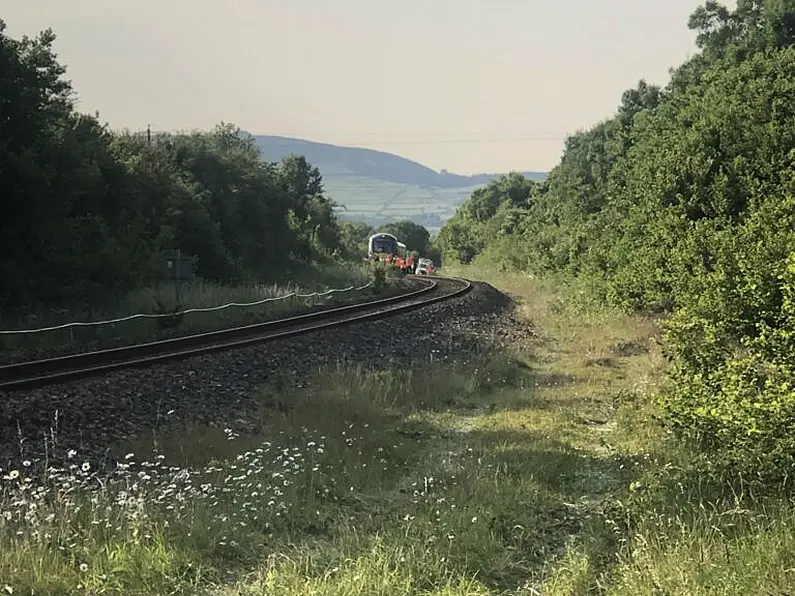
top-left (377, 220), bottom-right (430, 254)
top-left (0, 21), bottom-right (350, 313)
top-left (438, 0), bottom-right (795, 485)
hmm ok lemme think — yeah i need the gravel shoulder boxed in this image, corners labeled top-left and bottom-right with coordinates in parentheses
top-left (0, 280), bottom-right (533, 470)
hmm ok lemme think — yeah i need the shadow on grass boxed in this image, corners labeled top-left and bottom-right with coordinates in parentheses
top-left (437, 425), bottom-right (639, 591)
top-left (114, 346), bottom-right (643, 593)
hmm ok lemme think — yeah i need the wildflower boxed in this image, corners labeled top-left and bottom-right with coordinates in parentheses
top-left (3, 470), bottom-right (19, 481)
top-left (79, 563), bottom-right (88, 572)
top-left (81, 462), bottom-right (91, 472)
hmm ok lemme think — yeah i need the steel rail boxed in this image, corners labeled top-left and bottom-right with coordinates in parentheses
top-left (0, 277), bottom-right (471, 391)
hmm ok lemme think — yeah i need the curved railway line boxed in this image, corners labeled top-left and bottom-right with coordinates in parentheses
top-left (0, 276), bottom-right (471, 391)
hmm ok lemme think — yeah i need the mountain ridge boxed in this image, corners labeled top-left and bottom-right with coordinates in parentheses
top-left (247, 134), bottom-right (547, 188)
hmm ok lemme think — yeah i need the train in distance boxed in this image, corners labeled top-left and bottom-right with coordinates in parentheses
top-left (367, 233), bottom-right (435, 275)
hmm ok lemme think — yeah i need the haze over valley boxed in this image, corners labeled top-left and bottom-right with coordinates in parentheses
top-left (250, 135), bottom-right (547, 230)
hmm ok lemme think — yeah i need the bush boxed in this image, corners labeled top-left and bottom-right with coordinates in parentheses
top-left (370, 261), bottom-right (388, 293)
top-left (660, 253), bottom-right (795, 483)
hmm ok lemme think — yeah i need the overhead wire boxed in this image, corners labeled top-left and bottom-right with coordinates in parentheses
top-left (262, 133), bottom-right (568, 145)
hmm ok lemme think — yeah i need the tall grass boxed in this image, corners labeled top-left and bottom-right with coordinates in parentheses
top-left (0, 263), bottom-right (374, 360)
top-left (447, 264), bottom-right (795, 594)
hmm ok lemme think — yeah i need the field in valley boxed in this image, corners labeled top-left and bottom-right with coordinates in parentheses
top-left (321, 167), bottom-right (481, 232)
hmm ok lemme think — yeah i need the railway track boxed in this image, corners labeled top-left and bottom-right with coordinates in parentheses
top-left (0, 276), bottom-right (471, 391)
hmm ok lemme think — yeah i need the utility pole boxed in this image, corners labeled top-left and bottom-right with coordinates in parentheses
top-left (147, 124), bottom-right (151, 145)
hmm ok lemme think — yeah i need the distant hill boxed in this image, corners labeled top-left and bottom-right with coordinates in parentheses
top-left (245, 134), bottom-right (548, 231)
top-left (250, 135), bottom-right (546, 187)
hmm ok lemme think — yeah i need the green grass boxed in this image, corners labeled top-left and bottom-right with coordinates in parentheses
top-left (2, 265), bottom-right (794, 593)
top-left (323, 173), bottom-right (480, 229)
top-left (0, 262), bottom-right (379, 361)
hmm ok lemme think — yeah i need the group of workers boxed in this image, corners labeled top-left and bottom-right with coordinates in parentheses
top-left (382, 252), bottom-right (414, 272)
top-left (370, 253), bottom-right (435, 275)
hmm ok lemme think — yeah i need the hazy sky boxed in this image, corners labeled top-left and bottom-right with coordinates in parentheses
top-left (2, 0), bottom-right (732, 174)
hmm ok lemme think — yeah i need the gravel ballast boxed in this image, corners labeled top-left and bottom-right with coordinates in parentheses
top-left (0, 280), bottom-right (534, 470)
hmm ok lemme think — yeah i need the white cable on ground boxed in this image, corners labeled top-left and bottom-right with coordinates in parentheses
top-left (0, 282), bottom-right (373, 335)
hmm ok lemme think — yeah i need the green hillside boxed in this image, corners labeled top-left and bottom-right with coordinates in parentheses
top-left (320, 171), bottom-right (481, 232)
top-left (249, 135), bottom-right (547, 231)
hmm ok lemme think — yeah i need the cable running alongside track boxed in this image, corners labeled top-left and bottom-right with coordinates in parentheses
top-left (0, 277), bottom-right (471, 391)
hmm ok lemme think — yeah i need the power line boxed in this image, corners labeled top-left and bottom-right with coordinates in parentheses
top-left (347, 137), bottom-right (566, 146)
top-left (266, 135), bottom-right (568, 146)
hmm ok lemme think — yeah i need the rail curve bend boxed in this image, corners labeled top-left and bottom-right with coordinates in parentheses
top-left (0, 276), bottom-right (471, 391)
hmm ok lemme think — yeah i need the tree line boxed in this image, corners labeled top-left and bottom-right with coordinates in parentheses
top-left (438, 0), bottom-right (795, 486)
top-left (0, 20), bottom-right (437, 315)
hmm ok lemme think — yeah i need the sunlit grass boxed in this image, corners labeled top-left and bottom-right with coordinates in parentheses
top-left (447, 265), bottom-right (795, 594)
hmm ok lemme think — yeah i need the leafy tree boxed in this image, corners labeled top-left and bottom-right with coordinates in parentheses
top-left (377, 220), bottom-right (431, 254)
top-left (462, 172), bottom-right (537, 222)
top-left (337, 220), bottom-right (374, 260)
top-left (277, 154), bottom-right (342, 261)
top-left (436, 215), bottom-right (485, 264)
top-left (0, 21), bottom-right (150, 307)
top-left (0, 21), bottom-right (356, 313)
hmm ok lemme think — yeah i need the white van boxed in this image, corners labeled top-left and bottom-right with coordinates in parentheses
top-left (415, 258), bottom-right (434, 275)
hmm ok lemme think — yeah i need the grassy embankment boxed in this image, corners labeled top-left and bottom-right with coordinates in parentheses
top-left (0, 262), bottom-right (396, 360)
top-left (2, 265), bottom-right (794, 594)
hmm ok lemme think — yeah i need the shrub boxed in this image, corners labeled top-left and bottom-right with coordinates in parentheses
top-left (370, 261), bottom-right (388, 293)
top-left (660, 254), bottom-right (795, 483)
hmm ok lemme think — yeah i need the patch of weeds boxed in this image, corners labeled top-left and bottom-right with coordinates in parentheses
top-left (584, 356), bottom-right (620, 368)
top-left (608, 339), bottom-right (650, 357)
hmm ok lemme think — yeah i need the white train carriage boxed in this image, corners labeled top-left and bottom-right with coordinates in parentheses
top-left (367, 233), bottom-right (398, 259)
